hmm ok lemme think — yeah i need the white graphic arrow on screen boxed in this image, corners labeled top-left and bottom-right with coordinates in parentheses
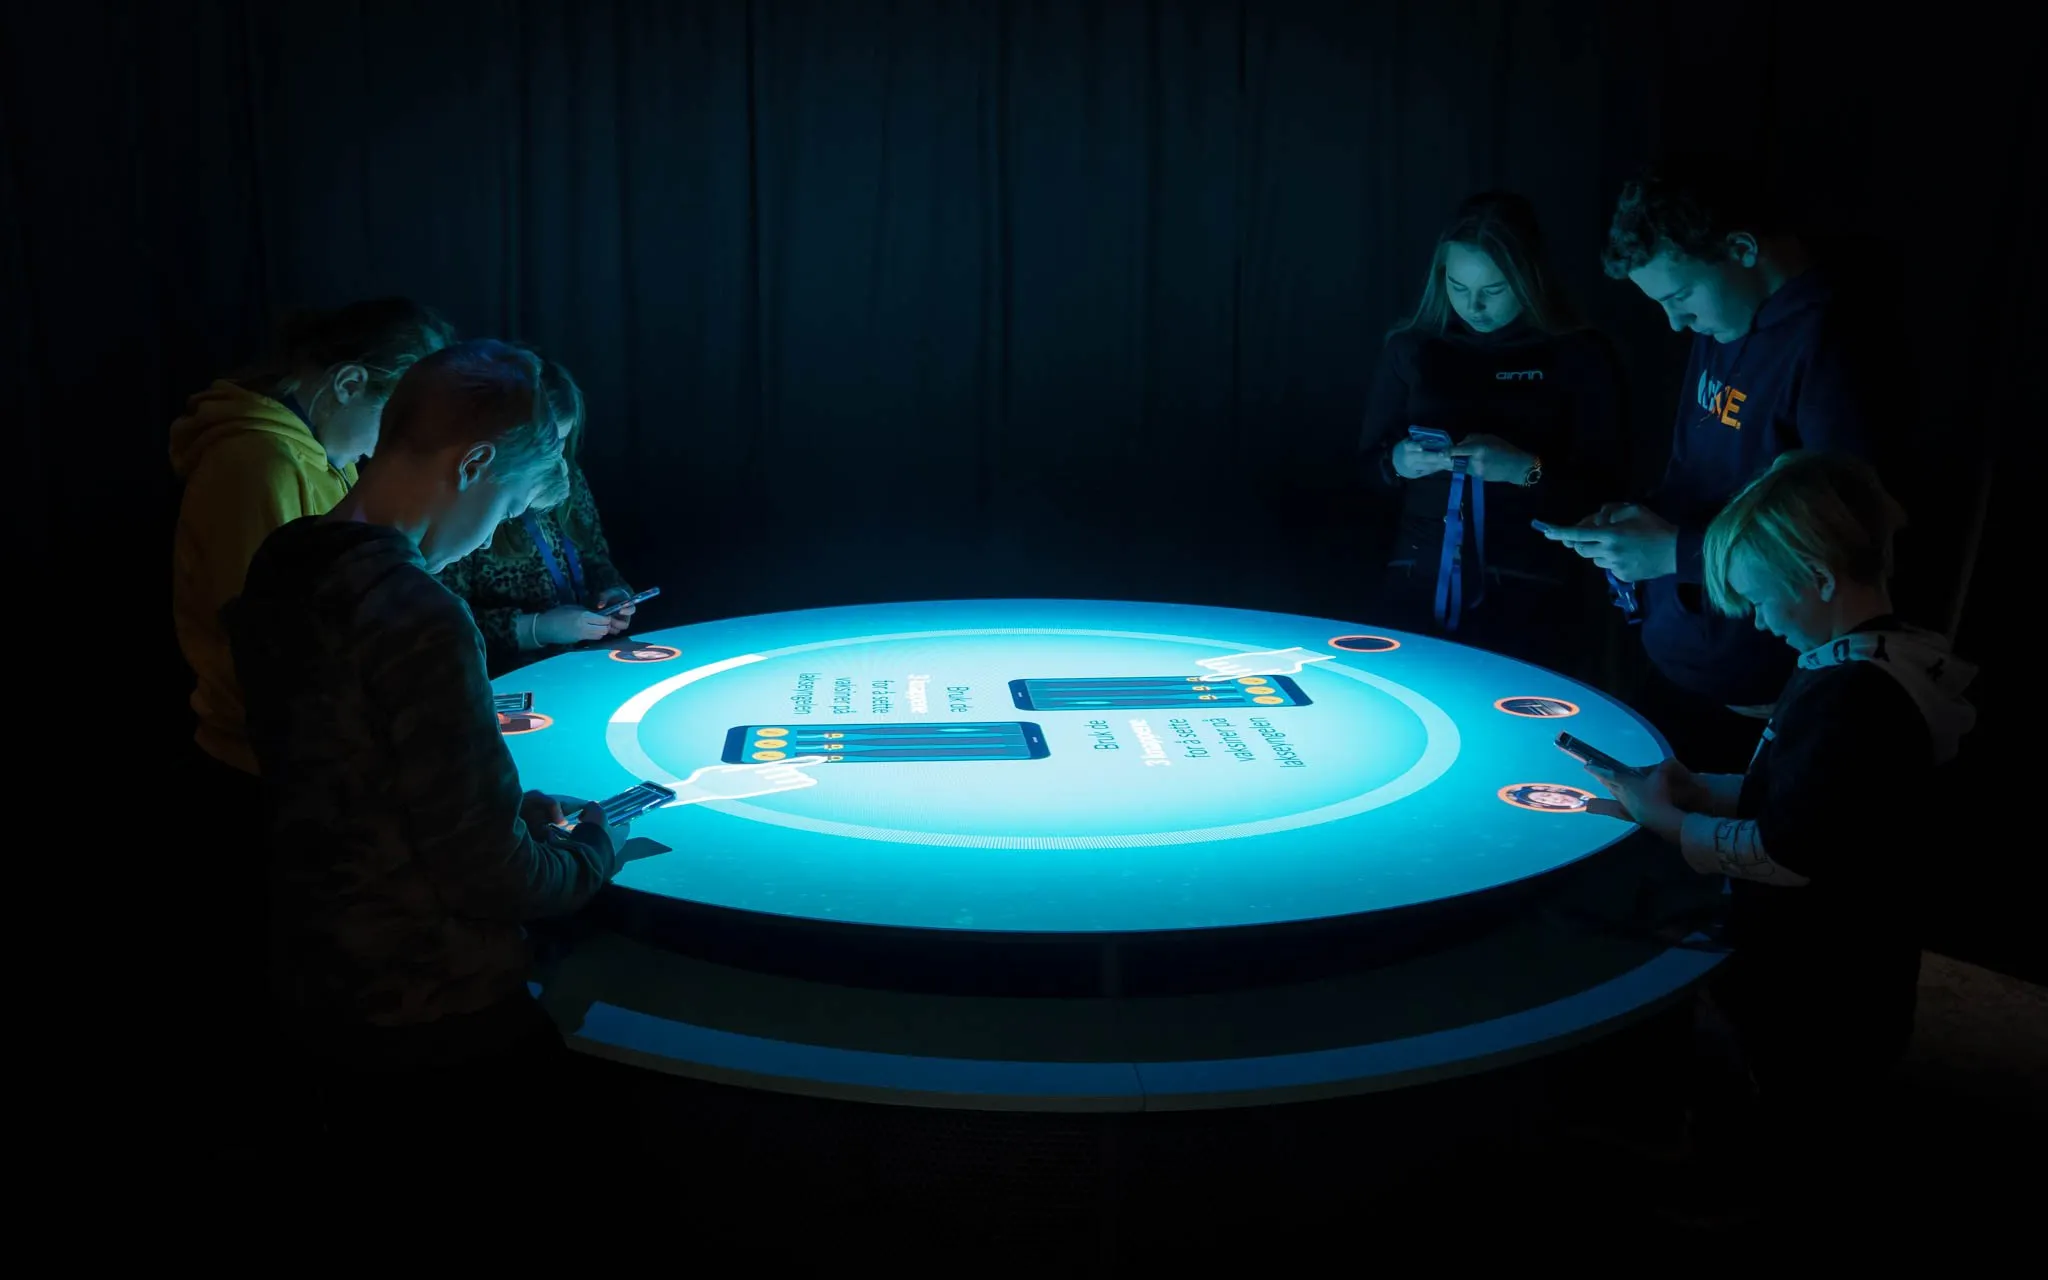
top-left (667, 757), bottom-right (830, 805)
top-left (1194, 647), bottom-right (1335, 680)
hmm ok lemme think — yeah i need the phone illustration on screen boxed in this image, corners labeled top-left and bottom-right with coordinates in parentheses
top-left (1008, 675), bottom-right (1312, 712)
top-left (721, 722), bottom-right (1051, 764)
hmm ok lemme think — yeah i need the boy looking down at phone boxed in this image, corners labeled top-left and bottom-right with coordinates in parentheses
top-left (1547, 156), bottom-right (1894, 769)
top-left (226, 339), bottom-right (632, 1155)
top-left (1584, 451), bottom-right (1974, 1142)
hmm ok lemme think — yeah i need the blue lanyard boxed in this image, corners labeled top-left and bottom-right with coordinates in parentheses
top-left (522, 512), bottom-right (585, 605)
top-left (1432, 459), bottom-right (1487, 630)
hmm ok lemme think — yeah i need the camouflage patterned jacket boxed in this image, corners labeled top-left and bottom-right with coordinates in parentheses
top-left (436, 461), bottom-right (629, 674)
top-left (227, 517), bottom-right (622, 1029)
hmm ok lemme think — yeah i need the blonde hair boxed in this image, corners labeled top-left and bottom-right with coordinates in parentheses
top-left (1703, 451), bottom-right (1906, 617)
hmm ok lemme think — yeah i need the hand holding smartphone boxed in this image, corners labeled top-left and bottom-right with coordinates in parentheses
top-left (1390, 426), bottom-right (1455, 480)
top-left (597, 586), bottom-right (660, 617)
top-left (552, 780), bottom-right (678, 834)
top-left (1554, 732), bottom-right (1652, 778)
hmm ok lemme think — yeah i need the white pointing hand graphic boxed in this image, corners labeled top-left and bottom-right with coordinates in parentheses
top-left (1195, 646), bottom-right (1333, 680)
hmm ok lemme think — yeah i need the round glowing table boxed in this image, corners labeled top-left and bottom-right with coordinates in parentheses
top-left (496, 600), bottom-right (1723, 1109)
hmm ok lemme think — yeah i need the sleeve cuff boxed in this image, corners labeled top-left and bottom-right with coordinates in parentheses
top-left (1374, 449), bottom-right (1403, 488)
top-left (1674, 522), bottom-right (1708, 585)
top-left (1678, 811), bottom-right (1730, 875)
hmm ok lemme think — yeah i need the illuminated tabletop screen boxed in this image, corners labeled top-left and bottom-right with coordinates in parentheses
top-left (494, 600), bottom-right (1661, 934)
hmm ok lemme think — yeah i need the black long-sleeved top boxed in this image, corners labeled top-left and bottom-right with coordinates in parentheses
top-left (1359, 318), bottom-right (1624, 580)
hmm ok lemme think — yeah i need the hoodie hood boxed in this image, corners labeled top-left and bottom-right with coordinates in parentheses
top-left (169, 381), bottom-right (331, 480)
top-left (1748, 267), bottom-right (1831, 337)
top-left (1798, 625), bottom-right (1978, 765)
top-left (238, 518), bottom-right (428, 614)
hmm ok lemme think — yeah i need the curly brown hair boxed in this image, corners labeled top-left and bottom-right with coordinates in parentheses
top-left (1602, 153), bottom-right (1789, 279)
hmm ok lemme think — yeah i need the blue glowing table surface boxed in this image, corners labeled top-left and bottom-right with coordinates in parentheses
top-left (494, 600), bottom-right (1662, 934)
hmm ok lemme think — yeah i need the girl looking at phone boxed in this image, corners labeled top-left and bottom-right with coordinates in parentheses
top-left (1358, 192), bottom-right (1625, 673)
top-left (438, 357), bottom-right (643, 673)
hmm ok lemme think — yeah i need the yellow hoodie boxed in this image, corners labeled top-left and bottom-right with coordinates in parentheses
top-left (170, 382), bottom-right (358, 774)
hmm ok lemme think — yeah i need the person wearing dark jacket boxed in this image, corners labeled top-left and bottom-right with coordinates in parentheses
top-left (1587, 451), bottom-right (1973, 1182)
top-left (1548, 156), bottom-right (1893, 769)
top-left (226, 338), bottom-right (633, 1161)
top-left (1360, 192), bottom-right (1625, 677)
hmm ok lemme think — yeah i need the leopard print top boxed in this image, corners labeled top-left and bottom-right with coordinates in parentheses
top-left (438, 460), bottom-right (629, 673)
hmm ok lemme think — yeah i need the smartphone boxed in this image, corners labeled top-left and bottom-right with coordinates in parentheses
top-left (494, 691), bottom-right (534, 714)
top-left (1555, 732), bottom-right (1651, 778)
top-left (1009, 675), bottom-right (1311, 712)
top-left (596, 586), bottom-right (660, 617)
top-left (1408, 425), bottom-right (1453, 452)
top-left (721, 721), bottom-right (1050, 764)
top-left (557, 780), bottom-right (678, 829)
top-left (1528, 522), bottom-right (1639, 617)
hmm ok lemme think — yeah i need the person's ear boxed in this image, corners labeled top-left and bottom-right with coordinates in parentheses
top-left (457, 442), bottom-right (497, 490)
top-left (1726, 232), bottom-right (1760, 269)
top-left (330, 363), bottom-right (370, 406)
top-left (1813, 565), bottom-right (1837, 603)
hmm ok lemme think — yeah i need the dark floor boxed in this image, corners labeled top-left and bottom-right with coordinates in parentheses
top-left (191, 951), bottom-right (2043, 1256)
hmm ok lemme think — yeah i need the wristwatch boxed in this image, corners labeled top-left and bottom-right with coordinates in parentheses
top-left (1522, 456), bottom-right (1544, 487)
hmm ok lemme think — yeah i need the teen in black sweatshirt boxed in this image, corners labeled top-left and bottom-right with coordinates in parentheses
top-left (1549, 158), bottom-right (1891, 768)
top-left (1360, 192), bottom-right (1624, 676)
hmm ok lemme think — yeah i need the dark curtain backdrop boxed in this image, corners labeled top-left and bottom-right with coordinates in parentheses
top-left (4, 3), bottom-right (2041, 959)
top-left (9, 0), bottom-right (2035, 617)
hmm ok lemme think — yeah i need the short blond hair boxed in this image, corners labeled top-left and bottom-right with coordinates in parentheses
top-left (1703, 451), bottom-right (1906, 617)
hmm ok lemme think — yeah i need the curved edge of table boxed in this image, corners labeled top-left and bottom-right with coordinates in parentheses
top-left (543, 939), bottom-right (1722, 1113)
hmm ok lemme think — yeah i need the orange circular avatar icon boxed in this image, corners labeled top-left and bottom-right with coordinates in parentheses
top-left (752, 750), bottom-right (788, 762)
top-left (608, 644), bottom-right (683, 664)
top-left (1497, 782), bottom-right (1596, 813)
top-left (498, 711), bottom-right (554, 736)
top-left (757, 727), bottom-right (789, 738)
top-left (1328, 635), bottom-right (1401, 654)
top-left (1493, 696), bottom-right (1582, 719)
top-left (753, 741), bottom-right (783, 753)
top-left (1238, 677), bottom-right (1269, 685)
top-left (1253, 695), bottom-right (1284, 705)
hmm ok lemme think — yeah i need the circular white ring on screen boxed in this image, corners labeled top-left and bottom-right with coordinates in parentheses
top-left (605, 627), bottom-right (1459, 851)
